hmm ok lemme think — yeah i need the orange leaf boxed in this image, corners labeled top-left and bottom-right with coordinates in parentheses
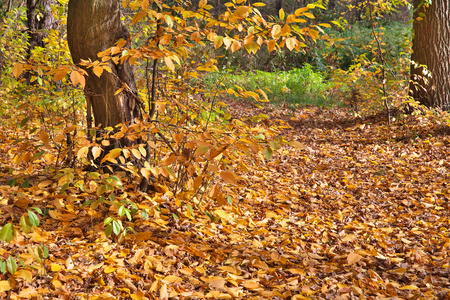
top-left (12, 63), bottom-right (23, 79)
top-left (267, 40), bottom-right (277, 52)
top-left (220, 171), bottom-right (236, 184)
top-left (39, 130), bottom-right (50, 146)
top-left (294, 7), bottom-right (308, 15)
top-left (347, 252), bottom-right (362, 265)
top-left (54, 69), bottom-right (69, 81)
top-left (70, 70), bottom-right (85, 88)
top-left (93, 65), bottom-right (103, 77)
top-left (231, 40), bottom-right (241, 53)
top-left (234, 6), bottom-right (250, 17)
top-left (244, 280), bottom-right (260, 290)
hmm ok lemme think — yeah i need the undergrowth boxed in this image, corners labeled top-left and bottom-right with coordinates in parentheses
top-left (205, 64), bottom-right (339, 107)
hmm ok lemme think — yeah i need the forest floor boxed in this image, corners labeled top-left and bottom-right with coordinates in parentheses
top-left (1, 102), bottom-right (450, 299)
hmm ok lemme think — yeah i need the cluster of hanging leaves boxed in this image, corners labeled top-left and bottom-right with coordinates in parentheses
top-left (6, 0), bottom-right (328, 238)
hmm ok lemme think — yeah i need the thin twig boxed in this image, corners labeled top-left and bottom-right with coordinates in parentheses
top-left (367, 0), bottom-right (390, 126)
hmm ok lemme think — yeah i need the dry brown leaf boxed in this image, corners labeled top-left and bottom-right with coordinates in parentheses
top-left (347, 252), bottom-right (363, 265)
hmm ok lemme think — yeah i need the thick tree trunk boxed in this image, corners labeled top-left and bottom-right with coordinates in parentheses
top-left (67, 0), bottom-right (142, 129)
top-left (410, 0), bottom-right (450, 110)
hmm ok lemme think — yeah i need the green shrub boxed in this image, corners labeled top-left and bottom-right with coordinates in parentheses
top-left (205, 64), bottom-right (338, 107)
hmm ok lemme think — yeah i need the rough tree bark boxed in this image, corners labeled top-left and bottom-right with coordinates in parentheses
top-left (410, 0), bottom-right (450, 110)
top-left (67, 0), bottom-right (142, 129)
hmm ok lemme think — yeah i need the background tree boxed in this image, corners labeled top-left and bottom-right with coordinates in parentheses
top-left (67, 0), bottom-right (142, 130)
top-left (25, 0), bottom-right (57, 83)
top-left (410, 0), bottom-right (450, 110)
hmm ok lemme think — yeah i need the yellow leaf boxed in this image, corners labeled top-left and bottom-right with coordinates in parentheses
top-left (164, 56), bottom-right (175, 71)
top-left (92, 146), bottom-right (102, 160)
top-left (51, 263), bottom-right (62, 272)
top-left (131, 148), bottom-right (141, 159)
top-left (279, 8), bottom-right (285, 20)
top-left (215, 209), bottom-right (231, 221)
top-left (77, 146), bottom-right (89, 160)
top-left (140, 168), bottom-right (150, 180)
top-left (103, 65), bottom-right (112, 73)
top-left (16, 270), bottom-right (33, 282)
top-left (400, 285), bottom-right (418, 290)
top-left (199, 0), bottom-right (207, 8)
top-left (281, 24), bottom-right (291, 36)
top-left (220, 171), bottom-right (236, 184)
top-left (286, 37), bottom-right (296, 51)
top-left (160, 283), bottom-right (168, 300)
top-left (104, 266), bottom-right (116, 274)
top-left (12, 63), bottom-right (23, 79)
top-left (292, 296), bottom-right (310, 300)
top-left (115, 87), bottom-right (124, 95)
top-left (131, 292), bottom-right (145, 300)
top-left (319, 22), bottom-right (331, 27)
top-left (101, 148), bottom-right (122, 164)
top-left (271, 24), bottom-right (281, 39)
top-left (214, 35), bottom-right (224, 49)
top-left (163, 275), bottom-right (182, 283)
top-left (0, 280), bottom-right (11, 292)
top-left (347, 252), bottom-right (362, 265)
top-left (18, 287), bottom-right (38, 298)
top-left (209, 277), bottom-right (226, 290)
top-left (303, 12), bottom-right (315, 19)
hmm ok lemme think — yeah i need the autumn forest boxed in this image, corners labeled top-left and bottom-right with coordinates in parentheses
top-left (1, 0), bottom-right (450, 299)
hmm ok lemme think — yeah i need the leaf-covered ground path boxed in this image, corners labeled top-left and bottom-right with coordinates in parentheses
top-left (1, 104), bottom-right (450, 299)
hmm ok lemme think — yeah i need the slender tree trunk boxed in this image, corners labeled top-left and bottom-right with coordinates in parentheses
top-left (25, 0), bottom-right (56, 82)
top-left (215, 0), bottom-right (220, 19)
top-left (275, 0), bottom-right (282, 13)
top-left (67, 0), bottom-right (142, 129)
top-left (410, 0), bottom-right (450, 110)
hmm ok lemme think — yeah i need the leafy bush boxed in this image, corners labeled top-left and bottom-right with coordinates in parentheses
top-left (322, 21), bottom-right (412, 71)
top-left (215, 21), bottom-right (411, 75)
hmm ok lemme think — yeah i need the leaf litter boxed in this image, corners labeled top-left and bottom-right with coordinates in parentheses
top-left (1, 103), bottom-right (450, 299)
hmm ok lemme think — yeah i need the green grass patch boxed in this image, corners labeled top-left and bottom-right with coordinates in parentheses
top-left (205, 64), bottom-right (338, 107)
